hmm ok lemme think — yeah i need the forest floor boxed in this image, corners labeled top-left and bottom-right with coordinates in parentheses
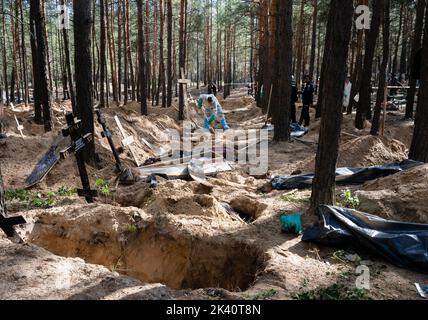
top-left (0, 88), bottom-right (427, 300)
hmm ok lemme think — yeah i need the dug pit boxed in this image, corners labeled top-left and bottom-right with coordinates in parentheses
top-left (25, 204), bottom-right (264, 292)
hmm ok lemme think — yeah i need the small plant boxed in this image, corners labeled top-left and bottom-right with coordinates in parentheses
top-left (126, 223), bottom-right (138, 234)
top-left (29, 192), bottom-right (56, 208)
top-left (95, 178), bottom-right (111, 196)
top-left (336, 189), bottom-right (360, 209)
top-left (296, 283), bottom-right (368, 300)
top-left (5, 189), bottom-right (30, 202)
top-left (57, 186), bottom-right (77, 197)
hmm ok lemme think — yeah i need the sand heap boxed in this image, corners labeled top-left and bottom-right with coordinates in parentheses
top-left (356, 164), bottom-right (428, 224)
top-left (295, 135), bottom-right (408, 173)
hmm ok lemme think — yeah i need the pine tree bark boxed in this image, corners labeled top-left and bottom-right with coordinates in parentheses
top-left (31, 0), bottom-right (52, 132)
top-left (371, 0), bottom-right (389, 136)
top-left (1, 0), bottom-right (9, 105)
top-left (309, 0), bottom-right (353, 212)
top-left (158, 0), bottom-right (167, 108)
top-left (137, 0), bottom-right (147, 115)
top-left (355, 0), bottom-right (382, 129)
top-left (99, 0), bottom-right (107, 107)
top-left (405, 0), bottom-right (426, 120)
top-left (309, 0), bottom-right (317, 79)
top-left (178, 0), bottom-right (187, 121)
top-left (272, 0), bottom-right (292, 141)
top-left (60, 0), bottom-right (76, 114)
top-left (409, 4), bottom-right (428, 162)
top-left (73, 0), bottom-right (95, 162)
top-left (166, 0), bottom-right (173, 107)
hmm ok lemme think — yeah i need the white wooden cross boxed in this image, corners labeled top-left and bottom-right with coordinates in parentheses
top-left (178, 68), bottom-right (191, 119)
top-left (114, 115), bottom-right (141, 167)
top-left (14, 115), bottom-right (25, 138)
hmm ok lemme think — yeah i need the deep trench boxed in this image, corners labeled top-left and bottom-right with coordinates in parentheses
top-left (29, 222), bottom-right (264, 292)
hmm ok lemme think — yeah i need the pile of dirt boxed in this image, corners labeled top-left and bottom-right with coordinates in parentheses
top-left (25, 204), bottom-right (264, 291)
top-left (356, 164), bottom-right (428, 223)
top-left (294, 135), bottom-right (408, 173)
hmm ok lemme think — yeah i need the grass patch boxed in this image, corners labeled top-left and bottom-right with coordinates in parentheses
top-left (5, 186), bottom-right (78, 209)
top-left (296, 283), bottom-right (368, 300)
top-left (280, 191), bottom-right (310, 204)
top-left (244, 289), bottom-right (278, 300)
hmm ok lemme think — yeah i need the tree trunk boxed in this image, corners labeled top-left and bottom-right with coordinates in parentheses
top-left (137, 0), bottom-right (147, 115)
top-left (405, 0), bottom-right (426, 120)
top-left (99, 0), bottom-right (107, 107)
top-left (309, 0), bottom-right (317, 79)
top-left (371, 0), bottom-right (389, 136)
top-left (73, 0), bottom-right (95, 162)
top-left (61, 0), bottom-right (76, 114)
top-left (166, 0), bottom-right (173, 107)
top-left (309, 0), bottom-right (353, 212)
top-left (355, 0), bottom-right (382, 129)
top-left (0, 0), bottom-right (9, 105)
top-left (29, 2), bottom-right (42, 124)
top-left (272, 0), bottom-right (293, 142)
top-left (158, 0), bottom-right (167, 108)
top-left (31, 0), bottom-right (52, 132)
top-left (409, 4), bottom-right (428, 162)
top-left (178, 0), bottom-right (187, 121)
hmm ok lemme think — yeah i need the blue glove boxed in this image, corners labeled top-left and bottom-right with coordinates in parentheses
top-left (221, 118), bottom-right (230, 130)
top-left (203, 118), bottom-right (211, 129)
top-left (198, 98), bottom-right (203, 109)
top-left (208, 114), bottom-right (216, 125)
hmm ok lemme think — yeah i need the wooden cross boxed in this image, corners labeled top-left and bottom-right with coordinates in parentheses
top-left (60, 112), bottom-right (97, 203)
top-left (1, 172), bottom-right (26, 239)
top-left (178, 67), bottom-right (191, 119)
top-left (0, 214), bottom-right (26, 239)
top-left (96, 110), bottom-right (124, 173)
top-left (14, 115), bottom-right (25, 138)
top-left (114, 115), bottom-right (141, 167)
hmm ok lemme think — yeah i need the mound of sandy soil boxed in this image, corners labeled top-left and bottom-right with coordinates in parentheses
top-left (294, 135), bottom-right (408, 173)
top-left (356, 164), bottom-right (428, 223)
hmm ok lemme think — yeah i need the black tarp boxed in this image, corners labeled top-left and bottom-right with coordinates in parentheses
top-left (303, 206), bottom-right (428, 272)
top-left (272, 160), bottom-right (424, 190)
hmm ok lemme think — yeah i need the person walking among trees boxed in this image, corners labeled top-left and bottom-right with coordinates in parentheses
top-left (291, 76), bottom-right (298, 123)
top-left (343, 76), bottom-right (352, 112)
top-left (0, 104), bottom-right (6, 140)
top-left (299, 75), bottom-right (315, 127)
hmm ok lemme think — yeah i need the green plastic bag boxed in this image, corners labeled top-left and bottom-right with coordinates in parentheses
top-left (280, 213), bottom-right (303, 235)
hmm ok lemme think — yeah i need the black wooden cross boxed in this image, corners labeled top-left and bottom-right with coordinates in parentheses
top-left (1, 173), bottom-right (26, 239)
top-left (95, 109), bottom-right (124, 173)
top-left (60, 112), bottom-right (97, 203)
top-left (0, 214), bottom-right (26, 238)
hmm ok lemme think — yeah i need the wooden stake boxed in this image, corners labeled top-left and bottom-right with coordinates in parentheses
top-left (264, 85), bottom-right (274, 126)
top-left (114, 115), bottom-right (141, 167)
top-left (381, 82), bottom-right (388, 136)
top-left (14, 115), bottom-right (24, 138)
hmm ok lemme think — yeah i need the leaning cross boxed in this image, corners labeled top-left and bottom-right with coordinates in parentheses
top-left (96, 110), bottom-right (124, 173)
top-left (14, 115), bottom-right (25, 138)
top-left (60, 112), bottom-right (97, 203)
top-left (114, 115), bottom-right (141, 167)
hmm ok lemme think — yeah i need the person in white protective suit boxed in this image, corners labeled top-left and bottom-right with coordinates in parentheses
top-left (343, 76), bottom-right (352, 111)
top-left (197, 94), bottom-right (230, 130)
